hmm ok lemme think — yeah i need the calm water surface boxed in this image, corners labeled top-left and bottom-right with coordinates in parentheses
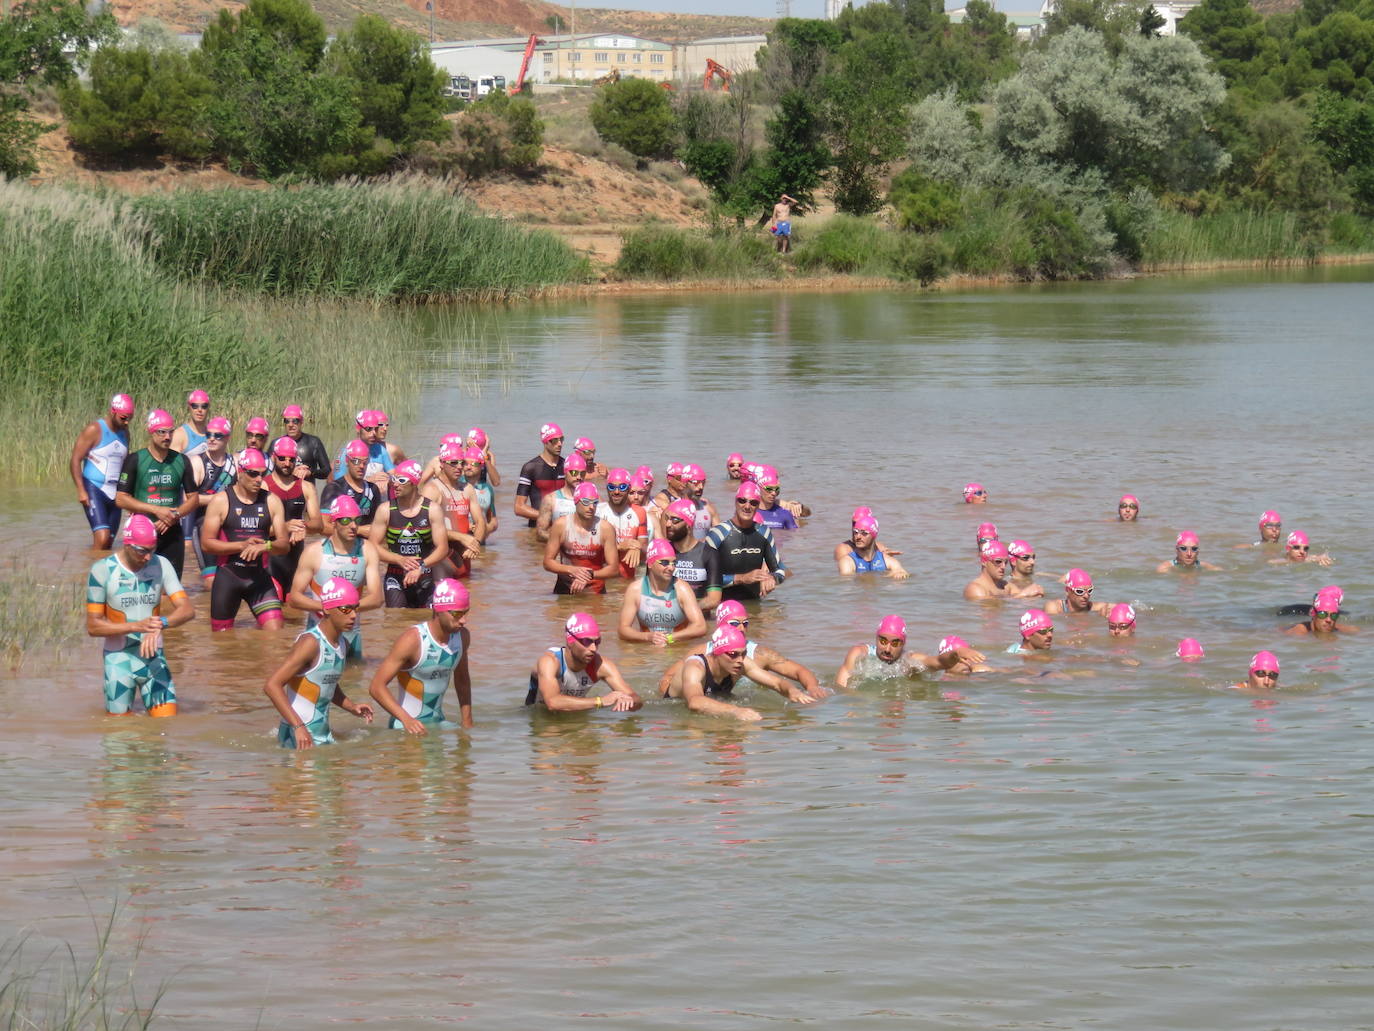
top-left (4, 267), bottom-right (1374, 1029)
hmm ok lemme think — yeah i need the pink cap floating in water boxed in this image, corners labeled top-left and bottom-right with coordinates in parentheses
top-left (963, 482), bottom-right (985, 502)
top-left (1107, 603), bottom-right (1136, 626)
top-left (122, 515), bottom-right (158, 549)
top-left (1176, 638), bottom-right (1204, 661)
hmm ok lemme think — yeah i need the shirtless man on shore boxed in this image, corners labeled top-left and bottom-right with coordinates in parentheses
top-left (770, 194), bottom-right (797, 254)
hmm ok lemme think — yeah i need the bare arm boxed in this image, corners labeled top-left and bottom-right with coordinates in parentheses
top-left (674, 582), bottom-right (708, 641)
top-left (535, 494), bottom-right (556, 542)
top-left (368, 627), bottom-right (426, 734)
top-left (360, 541), bottom-right (385, 611)
top-left (592, 522), bottom-right (619, 581)
top-left (742, 656), bottom-right (815, 703)
top-left (287, 546), bottom-right (323, 613)
top-left (452, 628), bottom-right (473, 727)
top-left (263, 634), bottom-right (322, 750)
top-left (595, 658), bottom-right (642, 710)
top-left (835, 644), bottom-right (866, 689)
top-left (69, 421), bottom-right (100, 501)
top-left (535, 653), bottom-right (613, 712)
top-left (681, 663), bottom-right (760, 721)
top-left (835, 542), bottom-right (857, 575)
top-left (300, 481), bottom-right (322, 534)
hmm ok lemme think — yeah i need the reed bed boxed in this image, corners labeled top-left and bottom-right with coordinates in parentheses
top-left (614, 224), bottom-right (780, 281)
top-left (1139, 209), bottom-right (1314, 268)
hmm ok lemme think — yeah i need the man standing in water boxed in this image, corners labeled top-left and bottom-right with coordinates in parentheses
top-left (1285, 586), bottom-right (1357, 636)
top-left (769, 194), bottom-right (797, 254)
top-left (115, 409), bottom-right (200, 579)
top-left (200, 448), bottom-right (288, 632)
top-left (1007, 541), bottom-right (1040, 593)
top-left (271, 404), bottom-right (331, 483)
top-left (170, 389), bottom-right (211, 456)
top-left (321, 440), bottom-right (384, 528)
top-left (369, 578), bottom-right (474, 732)
top-left (371, 460), bottom-right (449, 608)
top-left (525, 613), bottom-right (641, 712)
top-left (86, 515), bottom-right (196, 716)
top-left (702, 482), bottom-right (789, 613)
top-left (515, 422), bottom-right (566, 527)
top-left (289, 496), bottom-right (385, 660)
top-left (964, 541), bottom-right (1040, 599)
top-left (1044, 569), bottom-right (1110, 617)
top-left (1158, 532), bottom-right (1223, 572)
top-left (543, 482), bottom-right (618, 595)
top-left (264, 436), bottom-right (322, 594)
top-left (71, 393), bottom-right (133, 549)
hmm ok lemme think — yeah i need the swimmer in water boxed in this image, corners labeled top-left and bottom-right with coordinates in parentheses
top-left (1008, 609), bottom-right (1054, 656)
top-left (536, 452), bottom-right (588, 543)
top-left (1044, 569), bottom-right (1110, 617)
top-left (661, 624), bottom-right (817, 721)
top-left (1176, 638), bottom-right (1205, 661)
top-left (1118, 495), bottom-right (1139, 522)
top-left (263, 577), bottom-right (375, 749)
top-left (543, 482), bottom-right (618, 595)
top-left (526, 613), bottom-right (641, 712)
top-left (835, 515), bottom-right (909, 578)
top-left (514, 422), bottom-right (566, 529)
top-left (1107, 603), bottom-right (1136, 637)
top-left (1268, 530), bottom-right (1333, 567)
top-left (725, 453), bottom-right (744, 482)
top-left (1006, 541), bottom-right (1042, 595)
top-left (963, 482), bottom-right (988, 505)
top-left (1232, 650), bottom-right (1280, 691)
top-left (975, 521), bottom-right (999, 558)
top-left (964, 541), bottom-right (1041, 600)
top-left (571, 437), bottom-right (610, 482)
top-left (1285, 586), bottom-right (1358, 636)
top-left (1157, 531), bottom-right (1222, 572)
top-left (368, 578), bottom-right (473, 732)
top-left (754, 466), bottom-right (801, 530)
top-left (835, 615), bottom-right (987, 687)
top-left (658, 600), bottom-right (826, 698)
top-left (618, 538), bottom-right (708, 646)
top-left (1237, 510), bottom-right (1284, 549)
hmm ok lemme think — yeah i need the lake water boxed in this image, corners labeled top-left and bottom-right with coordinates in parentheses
top-left (4, 266), bottom-right (1374, 1029)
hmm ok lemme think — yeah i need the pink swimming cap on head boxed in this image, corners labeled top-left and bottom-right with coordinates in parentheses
top-left (376, 411), bottom-right (389, 425)
top-left (646, 538), bottom-right (676, 563)
top-left (980, 540), bottom-right (1010, 562)
top-left (608, 467), bottom-right (630, 483)
top-left (329, 496), bottom-right (361, 519)
top-left (1259, 510), bottom-right (1282, 530)
top-left (282, 404), bottom-right (304, 420)
top-left (565, 612), bottom-right (599, 641)
top-left (756, 466), bottom-right (780, 488)
top-left (1286, 531), bottom-right (1309, 548)
top-left (467, 427), bottom-right (487, 449)
top-left (1176, 638), bottom-right (1204, 660)
top-left (246, 417), bottom-right (270, 435)
top-left (877, 614), bottom-right (907, 640)
top-left (665, 498), bottom-right (697, 523)
top-left (236, 448), bottom-right (267, 472)
top-left (187, 389), bottom-right (210, 404)
top-left (122, 514), bottom-right (157, 549)
top-left (629, 476), bottom-right (647, 490)
top-left (1249, 650), bottom-right (1280, 674)
top-left (573, 482), bottom-right (599, 503)
top-left (355, 410), bottom-right (372, 427)
top-left (540, 422), bottom-right (563, 443)
top-left (207, 417), bottom-right (232, 435)
top-left (938, 634), bottom-right (967, 655)
top-left (976, 522), bottom-right (999, 540)
top-left (708, 625), bottom-right (747, 655)
top-left (1019, 609), bottom-right (1053, 638)
top-left (1108, 603), bottom-right (1136, 626)
top-left (1176, 531), bottom-right (1200, 547)
top-left (635, 465), bottom-right (654, 483)
top-left (319, 576), bottom-right (360, 610)
top-left (852, 506), bottom-right (872, 522)
top-left (683, 464), bottom-right (705, 482)
top-left (736, 481), bottom-right (762, 501)
top-left (1065, 568), bottom-right (1093, 590)
top-left (727, 453), bottom-right (743, 464)
top-left (463, 446), bottom-right (485, 463)
top-left (854, 515), bottom-right (880, 535)
top-left (574, 437), bottom-right (595, 452)
top-left (393, 460), bottom-right (424, 483)
top-left (441, 432), bottom-right (464, 447)
top-left (146, 409), bottom-right (174, 432)
top-left (110, 394), bottom-right (134, 415)
top-left (666, 462), bottom-right (684, 478)
top-left (1313, 585), bottom-right (1343, 611)
top-left (563, 453), bottom-right (588, 473)
top-left (715, 600), bottom-right (748, 624)
top-left (963, 483), bottom-right (985, 501)
top-left (1120, 494), bottom-right (1138, 506)
top-left (1007, 540), bottom-right (1033, 559)
top-left (439, 442), bottom-right (463, 462)
top-left (432, 579), bottom-right (470, 612)
top-left (744, 462), bottom-right (765, 482)
top-left (272, 436), bottom-right (298, 458)
top-left (345, 439), bottom-right (370, 460)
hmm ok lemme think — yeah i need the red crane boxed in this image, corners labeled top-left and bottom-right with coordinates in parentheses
top-left (510, 34), bottom-right (544, 94)
top-left (703, 58), bottom-right (732, 92)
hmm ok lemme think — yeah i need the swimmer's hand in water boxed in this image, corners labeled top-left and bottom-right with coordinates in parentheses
top-left (400, 713), bottom-right (428, 736)
top-left (786, 687), bottom-right (819, 705)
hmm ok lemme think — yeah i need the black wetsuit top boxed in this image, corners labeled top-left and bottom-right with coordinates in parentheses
top-left (516, 455), bottom-right (565, 527)
top-left (320, 477), bottom-right (382, 526)
top-left (673, 539), bottom-right (712, 599)
top-left (683, 654), bottom-right (735, 697)
top-left (704, 520), bottom-right (785, 601)
top-left (220, 488), bottom-right (273, 575)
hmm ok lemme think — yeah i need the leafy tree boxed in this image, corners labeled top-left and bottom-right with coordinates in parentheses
top-left (820, 33), bottom-right (911, 213)
top-left (1139, 4), bottom-right (1167, 36)
top-left (760, 89), bottom-right (829, 208)
top-left (757, 17), bottom-right (842, 96)
top-left (1178, 0), bottom-right (1276, 86)
top-left (589, 77), bottom-right (677, 162)
top-left (889, 167), bottom-right (963, 230)
top-left (1310, 88), bottom-right (1374, 209)
top-left (908, 88), bottom-right (983, 182)
top-left (1210, 92), bottom-right (1345, 211)
top-left (329, 15), bottom-right (448, 150)
top-left (1043, 0), bottom-right (1146, 53)
top-left (202, 0), bottom-right (327, 71)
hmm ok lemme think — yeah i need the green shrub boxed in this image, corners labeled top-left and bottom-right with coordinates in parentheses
top-left (794, 215), bottom-right (895, 274)
top-left (416, 91), bottom-right (544, 179)
top-left (889, 168), bottom-right (964, 232)
top-left (590, 78), bottom-right (677, 162)
top-left (891, 233), bottom-right (953, 285)
top-left (614, 225), bottom-right (777, 280)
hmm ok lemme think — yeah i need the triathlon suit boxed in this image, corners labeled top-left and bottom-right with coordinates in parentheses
top-left (465, 476), bottom-right (495, 524)
top-left (430, 478), bottom-right (474, 578)
top-left (386, 622), bottom-right (464, 728)
top-left (691, 499), bottom-right (713, 540)
top-left (320, 477), bottom-right (382, 527)
top-left (516, 454), bottom-right (565, 527)
top-left (1006, 642), bottom-right (1030, 654)
top-left (210, 488), bottom-right (282, 630)
top-left (525, 647), bottom-right (601, 705)
top-left (307, 538), bottom-right (368, 657)
top-left (554, 517), bottom-right (605, 595)
top-left (636, 573), bottom-right (685, 632)
top-left (547, 488), bottom-right (577, 528)
top-left (86, 553), bottom-right (186, 715)
top-left (596, 501), bottom-right (648, 578)
top-left (845, 543), bottom-right (888, 573)
top-left (383, 502), bottom-right (437, 608)
top-left (756, 504), bottom-right (798, 531)
top-left (190, 451), bottom-right (235, 578)
top-left (704, 520), bottom-right (786, 602)
top-left (332, 441), bottom-right (395, 481)
top-left (117, 448), bottom-right (197, 578)
top-left (673, 539), bottom-right (712, 599)
top-left (276, 625), bottom-right (346, 747)
top-left (270, 433), bottom-right (331, 482)
top-left (179, 421), bottom-right (209, 455)
top-left (81, 418), bottom-right (129, 535)
top-left (265, 473), bottom-right (308, 592)
top-left (1171, 559), bottom-right (1207, 571)
top-left (667, 653), bottom-right (735, 698)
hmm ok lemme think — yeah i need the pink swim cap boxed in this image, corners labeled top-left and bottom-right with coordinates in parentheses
top-left (376, 411), bottom-right (390, 425)
top-left (1019, 609), bottom-right (1053, 638)
top-left (1107, 603), bottom-right (1136, 626)
top-left (187, 389), bottom-right (210, 405)
top-left (1286, 531), bottom-right (1309, 548)
top-left (573, 482), bottom-right (599, 503)
top-left (574, 436), bottom-right (595, 452)
top-left (756, 465), bottom-right (780, 488)
top-left (207, 417), bottom-right (232, 435)
top-left (1313, 585), bottom-right (1344, 611)
top-left (1176, 531), bottom-right (1200, 547)
top-left (236, 448), bottom-right (267, 472)
top-left (355, 409), bottom-right (372, 427)
top-left (565, 612), bottom-right (600, 642)
top-left (1119, 494), bottom-right (1138, 506)
top-left (110, 394), bottom-right (134, 415)
top-left (467, 427), bottom-right (487, 449)
top-left (319, 576), bottom-right (360, 610)
top-left (852, 506), bottom-right (873, 523)
top-left (607, 467), bottom-right (630, 484)
top-left (329, 496), bottom-right (361, 519)
top-left (715, 600), bottom-right (748, 624)
top-left (1258, 510), bottom-right (1282, 531)
top-left (682, 463), bottom-right (705, 483)
top-left (282, 403), bottom-right (304, 420)
top-left (245, 417), bottom-right (270, 435)
top-left (440, 432), bottom-right (464, 447)
top-left (1176, 638), bottom-right (1204, 660)
top-left (629, 476), bottom-right (648, 491)
top-left (438, 442), bottom-right (463, 463)
top-left (980, 540), bottom-right (1010, 562)
top-left (708, 624), bottom-right (747, 655)
top-left (665, 498), bottom-right (696, 524)
top-left (272, 436), bottom-right (298, 458)
top-left (736, 481), bottom-right (762, 501)
top-left (876, 614), bottom-right (907, 640)
top-left (540, 422), bottom-right (563, 443)
top-left (665, 462), bottom-right (684, 478)
top-left (727, 453), bottom-right (743, 464)
top-left (634, 465), bottom-right (654, 484)
top-left (1249, 650), bottom-right (1280, 674)
top-left (1007, 540), bottom-right (1033, 560)
top-left (1065, 568), bottom-right (1093, 590)
top-left (393, 460), bottom-right (424, 484)
top-left (963, 482), bottom-right (985, 502)
top-left (646, 538), bottom-right (676, 563)
top-left (853, 515), bottom-right (879, 535)
top-left (976, 522), bottom-right (998, 541)
top-left (344, 439), bottom-right (370, 460)
top-left (938, 634), bottom-right (967, 655)
top-left (122, 514), bottom-right (157, 549)
top-left (146, 409), bottom-right (174, 432)
top-left (463, 446), bottom-right (485, 463)
top-left (563, 453), bottom-right (588, 473)
top-left (432, 578), bottom-right (470, 612)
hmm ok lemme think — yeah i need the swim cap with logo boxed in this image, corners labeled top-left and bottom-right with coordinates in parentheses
top-left (319, 576), bottom-right (360, 610)
top-left (440, 432), bottom-right (464, 447)
top-left (187, 389), bottom-right (210, 404)
top-left (1312, 585), bottom-right (1344, 612)
top-left (355, 410), bottom-right (375, 428)
top-left (756, 466), bottom-right (780, 488)
top-left (665, 498), bottom-right (696, 523)
top-left (146, 409), bottom-right (174, 432)
top-left (574, 436), bottom-right (595, 452)
top-left (236, 448), bottom-right (267, 472)
top-left (565, 613), bottom-right (599, 642)
top-left (1176, 638), bottom-right (1205, 660)
top-left (432, 579), bottom-right (470, 612)
top-left (463, 446), bottom-right (485, 463)
top-left (282, 404), bottom-right (304, 420)
top-left (1258, 510), bottom-right (1282, 531)
top-left (1019, 609), bottom-right (1053, 638)
top-left (938, 634), bottom-right (968, 655)
top-left (634, 465), bottom-right (654, 484)
top-left (708, 624), bottom-right (747, 655)
top-left (980, 540), bottom-right (1010, 562)
top-left (963, 483), bottom-right (985, 502)
top-left (1249, 650), bottom-right (1280, 674)
top-left (736, 481), bottom-right (763, 501)
top-left (1007, 540), bottom-right (1034, 560)
top-left (666, 462), bottom-right (684, 478)
top-left (877, 614), bottom-right (907, 640)
top-left (207, 417), bottom-right (232, 436)
top-left (393, 460), bottom-right (424, 484)
top-left (438, 442), bottom-right (463, 463)
top-left (564, 452), bottom-right (588, 473)
top-left (1107, 603), bottom-right (1136, 627)
top-left (715, 600), bottom-right (748, 625)
top-left (467, 427), bottom-right (488, 449)
top-left (245, 417), bottom-right (270, 435)
top-left (540, 422), bottom-right (563, 443)
top-left (607, 467), bottom-right (630, 485)
top-left (1286, 531), bottom-right (1309, 548)
top-left (976, 522), bottom-right (999, 541)
top-left (854, 515), bottom-right (880, 535)
top-left (573, 482), bottom-right (599, 503)
top-left (272, 436), bottom-right (298, 458)
top-left (743, 462), bottom-right (766, 482)
top-left (110, 394), bottom-right (134, 415)
top-left (1065, 568), bottom-right (1093, 590)
top-left (122, 514), bottom-right (158, 549)
top-left (344, 439), bottom-right (370, 460)
top-left (852, 506), bottom-right (873, 523)
top-left (629, 476), bottom-right (648, 491)
top-left (646, 538), bottom-right (676, 563)
top-left (682, 463), bottom-right (705, 483)
top-left (1176, 531), bottom-right (1200, 547)
top-left (329, 496), bottom-right (361, 519)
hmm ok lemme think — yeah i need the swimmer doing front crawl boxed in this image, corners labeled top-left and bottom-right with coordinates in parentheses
top-left (835, 615), bottom-right (988, 688)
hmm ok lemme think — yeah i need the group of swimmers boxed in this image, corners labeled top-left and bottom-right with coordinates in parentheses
top-left (74, 392), bottom-right (1354, 744)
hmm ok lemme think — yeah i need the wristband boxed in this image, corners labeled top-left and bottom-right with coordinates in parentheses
top-left (159, 616), bottom-right (169, 629)
top-left (595, 696), bottom-right (603, 708)
top-left (666, 633), bottom-right (675, 644)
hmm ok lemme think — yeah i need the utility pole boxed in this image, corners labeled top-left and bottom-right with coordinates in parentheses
top-left (426, 0), bottom-right (434, 43)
